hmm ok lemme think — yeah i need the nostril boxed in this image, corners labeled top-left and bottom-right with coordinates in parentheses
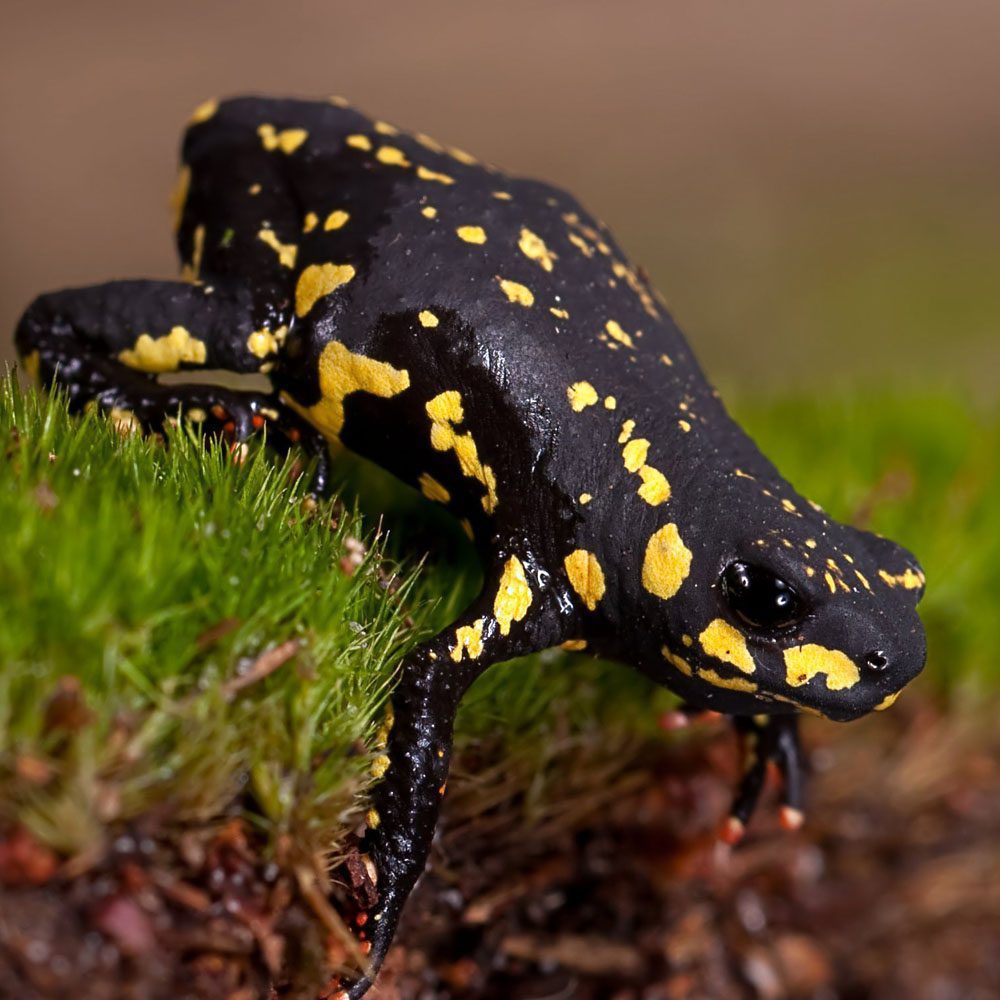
top-left (865, 650), bottom-right (889, 671)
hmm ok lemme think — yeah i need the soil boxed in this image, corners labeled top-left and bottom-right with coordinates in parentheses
top-left (2, 694), bottom-right (997, 1000)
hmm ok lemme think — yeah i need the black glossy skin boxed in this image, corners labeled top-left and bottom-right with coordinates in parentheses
top-left (14, 96), bottom-right (927, 996)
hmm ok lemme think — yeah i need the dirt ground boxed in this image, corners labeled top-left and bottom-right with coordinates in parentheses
top-left (2, 692), bottom-right (996, 1000)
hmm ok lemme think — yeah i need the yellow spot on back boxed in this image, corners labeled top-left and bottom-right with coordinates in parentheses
top-left (324, 210), bottom-right (350, 230)
top-left (637, 465), bottom-right (671, 506)
top-left (855, 570), bottom-right (872, 590)
top-left (824, 571), bottom-right (837, 594)
top-left (699, 619), bottom-right (755, 675)
top-left (642, 524), bottom-right (692, 601)
top-left (415, 132), bottom-right (445, 153)
top-left (492, 190), bottom-right (512, 200)
top-left (417, 165), bottom-right (455, 185)
top-left (246, 326), bottom-right (288, 359)
top-left (169, 166), bottom-right (191, 233)
top-left (579, 493), bottom-right (592, 504)
top-left (660, 353), bottom-right (673, 366)
top-left (784, 644), bottom-right (860, 691)
top-left (450, 146), bottom-right (477, 165)
top-left (564, 549), bottom-right (606, 611)
top-left (518, 228), bottom-right (557, 271)
top-left (418, 310), bottom-right (440, 328)
top-left (603, 396), bottom-right (617, 410)
top-left (370, 754), bottom-right (390, 779)
top-left (426, 391), bottom-right (499, 514)
top-left (189, 99), bottom-right (218, 124)
top-left (302, 211), bottom-right (319, 233)
top-left (421, 205), bottom-right (438, 219)
top-left (567, 381), bottom-right (599, 412)
top-left (284, 341), bottom-right (410, 440)
top-left (618, 419), bottom-right (635, 444)
top-left (456, 225), bottom-right (487, 244)
top-left (418, 473), bottom-right (450, 504)
top-left (806, 538), bottom-right (817, 549)
top-left (119, 326), bottom-right (207, 373)
top-left (605, 320), bottom-right (635, 348)
top-left (782, 499), bottom-right (797, 513)
top-left (497, 278), bottom-right (534, 306)
top-left (376, 145), bottom-right (411, 167)
top-left (295, 263), bottom-right (356, 317)
top-left (346, 134), bottom-right (372, 151)
top-left (622, 438), bottom-right (649, 472)
top-left (374, 120), bottom-right (398, 135)
top-left (257, 228), bottom-right (298, 268)
top-left (21, 351), bottom-right (41, 384)
top-left (451, 618), bottom-right (485, 662)
top-left (678, 419), bottom-right (692, 433)
top-left (494, 556), bottom-right (533, 635)
top-left (561, 639), bottom-right (588, 652)
top-left (257, 123), bottom-right (308, 154)
top-left (550, 307), bottom-right (570, 319)
top-left (568, 232), bottom-right (594, 257)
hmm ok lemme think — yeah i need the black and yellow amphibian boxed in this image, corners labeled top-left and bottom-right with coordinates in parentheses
top-left (15, 96), bottom-right (927, 996)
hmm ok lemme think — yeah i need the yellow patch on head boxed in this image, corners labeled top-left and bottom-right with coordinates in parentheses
top-left (642, 524), bottom-right (692, 601)
top-left (257, 228), bottom-right (297, 268)
top-left (376, 145), bottom-right (411, 167)
top-left (784, 644), bottom-right (860, 691)
top-left (426, 391), bottom-right (499, 514)
top-left (564, 549), bottom-right (606, 611)
top-left (302, 211), bottom-right (319, 233)
top-left (878, 568), bottom-right (924, 590)
top-left (618, 419), bottom-right (635, 444)
top-left (456, 225), bottom-right (487, 244)
top-left (421, 205), bottom-right (438, 219)
top-left (518, 228), bottom-right (557, 271)
top-left (497, 278), bottom-right (534, 306)
top-left (561, 639), bottom-right (588, 652)
top-left (637, 465), bottom-right (671, 506)
top-left (418, 310), bottom-right (440, 328)
top-left (661, 646), bottom-right (693, 676)
top-left (567, 381), bottom-right (599, 412)
top-left (295, 263), bottom-right (356, 317)
top-left (699, 619), bottom-right (755, 674)
top-left (283, 341), bottom-right (410, 440)
top-left (189, 98), bottom-right (218, 124)
top-left (622, 438), bottom-right (649, 472)
top-left (418, 473), bottom-right (450, 504)
top-left (603, 396), bottom-right (617, 410)
top-left (579, 493), bottom-right (592, 504)
top-left (118, 326), bottom-right (207, 373)
top-left (450, 618), bottom-right (485, 662)
top-left (169, 165), bottom-right (191, 233)
top-left (494, 556), bottom-right (533, 636)
top-left (324, 210), bottom-right (350, 230)
top-left (417, 165), bottom-right (455, 185)
top-left (605, 320), bottom-right (635, 348)
top-left (875, 691), bottom-right (901, 711)
top-left (257, 123), bottom-right (308, 154)
top-left (700, 668), bottom-right (758, 694)
top-left (346, 134), bottom-right (372, 151)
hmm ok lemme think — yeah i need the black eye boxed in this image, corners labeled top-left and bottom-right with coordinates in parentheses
top-left (720, 562), bottom-right (804, 632)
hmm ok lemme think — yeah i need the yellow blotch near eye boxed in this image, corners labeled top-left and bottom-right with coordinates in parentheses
top-left (283, 340), bottom-right (410, 440)
top-left (637, 465), bottom-right (671, 506)
top-left (875, 691), bottom-right (901, 711)
top-left (295, 263), bottom-right (356, 317)
top-left (246, 325), bottom-right (288, 359)
top-left (785, 644), bottom-right (860, 691)
top-left (878, 568), bottom-right (924, 590)
top-left (567, 381), bottom-right (599, 411)
top-left (605, 320), bottom-right (635, 348)
top-left (374, 120), bottom-right (398, 136)
top-left (579, 493), bottom-right (592, 504)
top-left (518, 228), bottom-right (557, 271)
top-left (550, 307), bottom-right (569, 319)
top-left (257, 228), bottom-right (297, 268)
top-left (426, 391), bottom-right (499, 514)
top-left (119, 326), bottom-right (207, 373)
top-left (451, 618), bottom-right (485, 662)
top-left (169, 165), bottom-right (191, 233)
top-left (494, 556), bottom-right (533, 635)
top-left (417, 165), bottom-right (455, 185)
top-left (561, 639), bottom-right (588, 652)
top-left (497, 278), bottom-right (534, 306)
top-left (418, 473), bottom-right (450, 504)
top-left (376, 145), bottom-right (411, 167)
top-left (457, 225), bottom-right (487, 244)
top-left (370, 754), bottom-right (391, 779)
top-left (661, 646), bottom-right (693, 676)
top-left (618, 419), bottom-right (635, 444)
top-left (418, 310), bottom-right (439, 328)
top-left (257, 123), bottom-right (308, 154)
top-left (346, 134), bottom-right (372, 151)
top-left (324, 210), bottom-right (350, 230)
top-left (699, 619), bottom-right (755, 675)
top-left (564, 549), bottom-right (606, 611)
top-left (303, 211), bottom-right (319, 233)
top-left (421, 206), bottom-right (438, 219)
top-left (189, 98), bottom-right (218, 124)
top-left (622, 438), bottom-right (649, 472)
top-left (642, 524), bottom-right (692, 601)
top-left (700, 669), bottom-right (758, 694)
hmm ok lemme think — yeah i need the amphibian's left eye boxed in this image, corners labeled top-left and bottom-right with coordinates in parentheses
top-left (720, 562), bottom-right (804, 632)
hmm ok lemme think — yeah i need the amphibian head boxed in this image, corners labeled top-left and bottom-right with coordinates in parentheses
top-left (636, 463), bottom-right (926, 723)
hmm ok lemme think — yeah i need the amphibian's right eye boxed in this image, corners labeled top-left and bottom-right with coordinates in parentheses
top-left (720, 561), bottom-right (804, 633)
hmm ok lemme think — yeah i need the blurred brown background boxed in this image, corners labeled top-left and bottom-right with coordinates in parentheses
top-left (2, 0), bottom-right (997, 395)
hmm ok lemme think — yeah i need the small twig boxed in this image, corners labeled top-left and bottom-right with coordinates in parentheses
top-left (222, 639), bottom-right (301, 699)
